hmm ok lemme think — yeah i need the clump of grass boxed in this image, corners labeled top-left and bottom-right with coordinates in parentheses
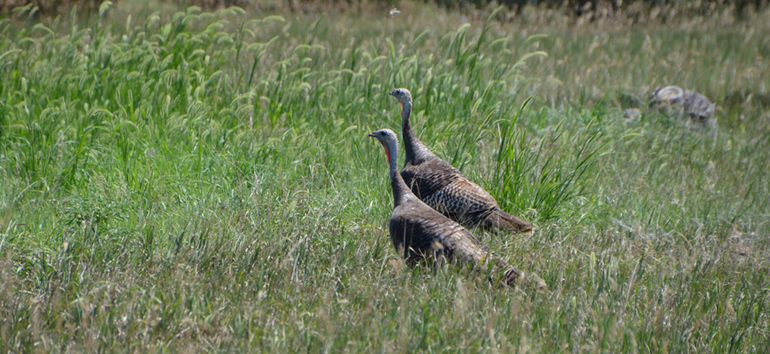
top-left (485, 96), bottom-right (603, 225)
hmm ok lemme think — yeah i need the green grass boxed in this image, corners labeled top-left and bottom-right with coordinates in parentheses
top-left (1, 2), bottom-right (769, 352)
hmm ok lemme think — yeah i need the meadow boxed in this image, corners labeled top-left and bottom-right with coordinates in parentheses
top-left (1, 1), bottom-right (769, 352)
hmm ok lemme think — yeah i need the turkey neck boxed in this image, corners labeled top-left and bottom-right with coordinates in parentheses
top-left (400, 99), bottom-right (432, 165)
top-left (385, 138), bottom-right (412, 207)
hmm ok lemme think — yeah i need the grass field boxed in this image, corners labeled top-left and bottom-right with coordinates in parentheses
top-left (1, 1), bottom-right (769, 352)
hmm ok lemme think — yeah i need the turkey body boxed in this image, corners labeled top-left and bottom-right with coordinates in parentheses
top-left (401, 158), bottom-right (500, 229)
top-left (390, 193), bottom-right (488, 264)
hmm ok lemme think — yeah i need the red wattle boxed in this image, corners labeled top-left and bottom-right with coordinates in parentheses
top-left (380, 142), bottom-right (391, 164)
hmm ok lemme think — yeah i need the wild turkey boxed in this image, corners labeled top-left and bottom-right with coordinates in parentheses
top-left (369, 128), bottom-right (525, 286)
top-left (388, 88), bottom-right (532, 233)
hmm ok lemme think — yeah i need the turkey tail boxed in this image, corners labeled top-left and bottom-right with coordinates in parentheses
top-left (502, 266), bottom-right (524, 286)
top-left (498, 261), bottom-right (548, 290)
top-left (484, 209), bottom-right (533, 233)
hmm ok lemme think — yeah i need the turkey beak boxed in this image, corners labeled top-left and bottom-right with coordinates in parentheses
top-left (388, 90), bottom-right (395, 96)
top-left (367, 132), bottom-right (376, 138)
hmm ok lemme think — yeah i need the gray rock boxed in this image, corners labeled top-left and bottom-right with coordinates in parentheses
top-left (623, 108), bottom-right (642, 121)
top-left (649, 85), bottom-right (716, 122)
